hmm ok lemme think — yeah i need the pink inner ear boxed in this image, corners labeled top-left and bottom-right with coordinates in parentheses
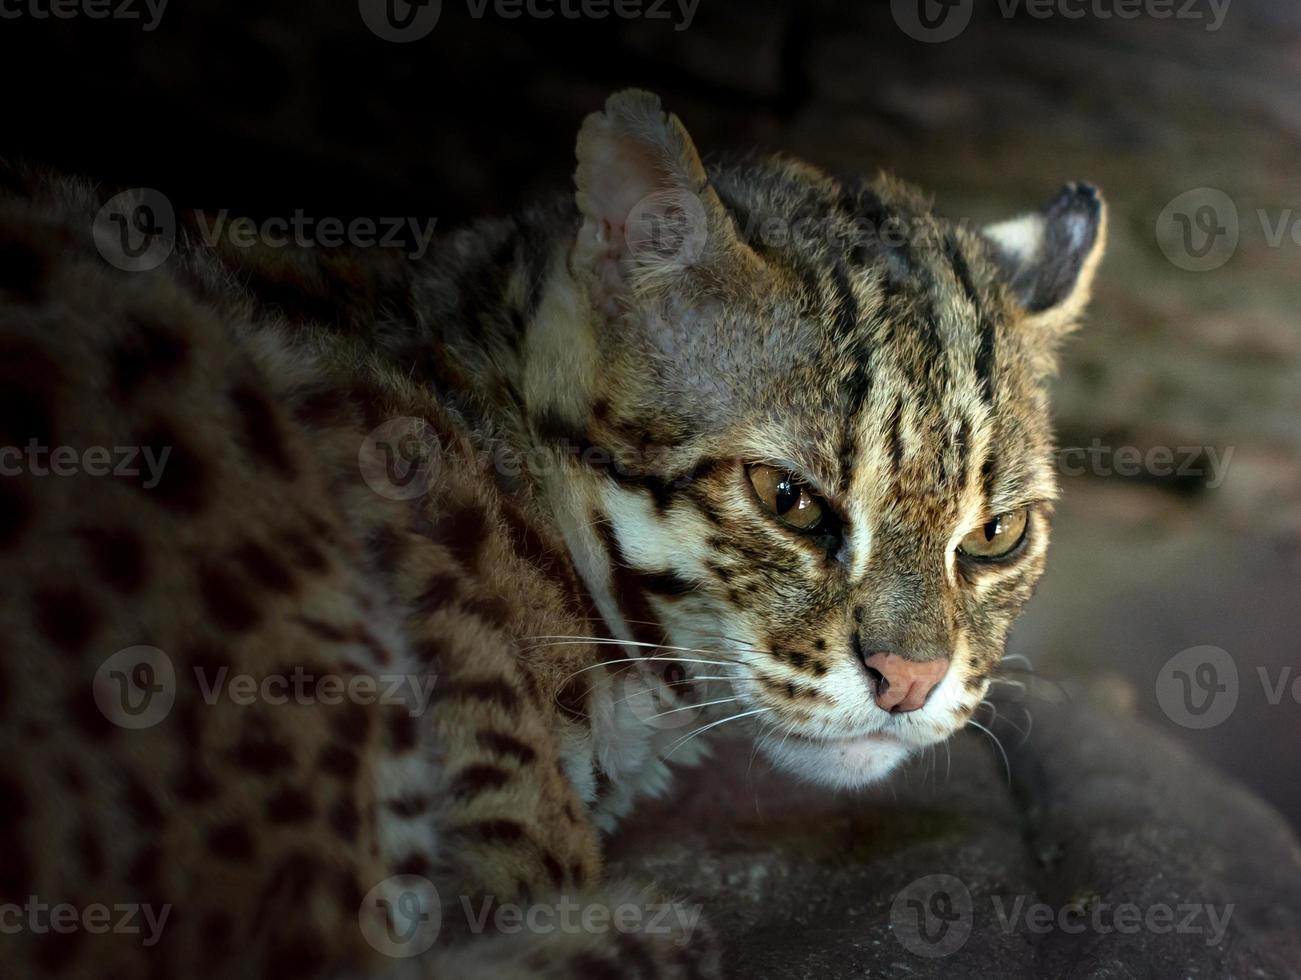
top-left (585, 135), bottom-right (672, 239)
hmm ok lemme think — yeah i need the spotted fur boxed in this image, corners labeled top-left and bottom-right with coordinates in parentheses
top-left (0, 89), bottom-right (1103, 978)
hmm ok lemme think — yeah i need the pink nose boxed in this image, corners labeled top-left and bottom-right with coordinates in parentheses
top-left (862, 652), bottom-right (950, 713)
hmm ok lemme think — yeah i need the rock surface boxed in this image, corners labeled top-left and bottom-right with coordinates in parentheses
top-left (608, 684), bottom-right (1301, 978)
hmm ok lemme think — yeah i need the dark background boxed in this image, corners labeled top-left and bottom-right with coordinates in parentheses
top-left (2, 0), bottom-right (1298, 824)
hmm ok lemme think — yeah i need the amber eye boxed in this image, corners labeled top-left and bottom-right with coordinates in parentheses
top-left (748, 464), bottom-right (825, 531)
top-left (958, 509), bottom-right (1029, 560)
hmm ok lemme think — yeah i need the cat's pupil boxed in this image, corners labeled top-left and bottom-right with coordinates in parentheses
top-left (983, 518), bottom-right (1001, 541)
top-left (775, 477), bottom-right (799, 515)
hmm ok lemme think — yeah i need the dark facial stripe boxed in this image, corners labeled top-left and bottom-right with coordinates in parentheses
top-left (887, 396), bottom-right (905, 473)
top-left (981, 454), bottom-right (997, 505)
top-left (593, 516), bottom-right (664, 652)
top-left (829, 259), bottom-right (859, 341)
top-left (975, 317), bottom-right (997, 405)
top-left (639, 570), bottom-right (696, 598)
top-left (838, 355), bottom-right (872, 493)
top-left (955, 418), bottom-right (971, 492)
top-left (945, 232), bottom-right (996, 404)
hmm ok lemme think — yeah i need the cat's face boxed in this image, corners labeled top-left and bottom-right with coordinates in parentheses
top-left (569, 91), bottom-right (1105, 787)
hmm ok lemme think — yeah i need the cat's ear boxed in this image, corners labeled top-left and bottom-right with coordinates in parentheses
top-left (574, 89), bottom-right (750, 312)
top-left (982, 183), bottom-right (1106, 335)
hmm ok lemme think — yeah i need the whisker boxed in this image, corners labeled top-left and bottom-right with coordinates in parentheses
top-left (978, 699), bottom-right (1030, 742)
top-left (966, 718), bottom-right (1011, 785)
top-left (564, 618), bottom-right (769, 655)
top-left (645, 696), bottom-right (741, 721)
top-left (553, 656), bottom-right (752, 696)
top-left (661, 707), bottom-right (770, 761)
top-left (607, 677), bottom-right (735, 710)
top-left (522, 636), bottom-right (733, 656)
top-left (1000, 653), bottom-right (1035, 672)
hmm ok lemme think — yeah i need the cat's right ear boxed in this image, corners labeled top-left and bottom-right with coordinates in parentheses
top-left (981, 182), bottom-right (1106, 337)
top-left (573, 89), bottom-right (750, 313)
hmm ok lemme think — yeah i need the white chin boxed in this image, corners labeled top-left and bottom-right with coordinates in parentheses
top-left (761, 732), bottom-right (917, 789)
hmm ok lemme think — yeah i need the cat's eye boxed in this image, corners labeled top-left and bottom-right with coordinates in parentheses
top-left (748, 464), bottom-right (826, 531)
top-left (957, 509), bottom-right (1030, 561)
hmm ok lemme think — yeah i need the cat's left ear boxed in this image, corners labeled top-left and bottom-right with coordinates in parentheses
top-left (573, 89), bottom-right (756, 313)
top-left (982, 183), bottom-right (1106, 336)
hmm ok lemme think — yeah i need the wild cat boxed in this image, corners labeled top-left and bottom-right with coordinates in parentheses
top-left (0, 89), bottom-right (1103, 977)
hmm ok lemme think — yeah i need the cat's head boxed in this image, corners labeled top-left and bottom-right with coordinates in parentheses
top-left (559, 90), bottom-right (1105, 787)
